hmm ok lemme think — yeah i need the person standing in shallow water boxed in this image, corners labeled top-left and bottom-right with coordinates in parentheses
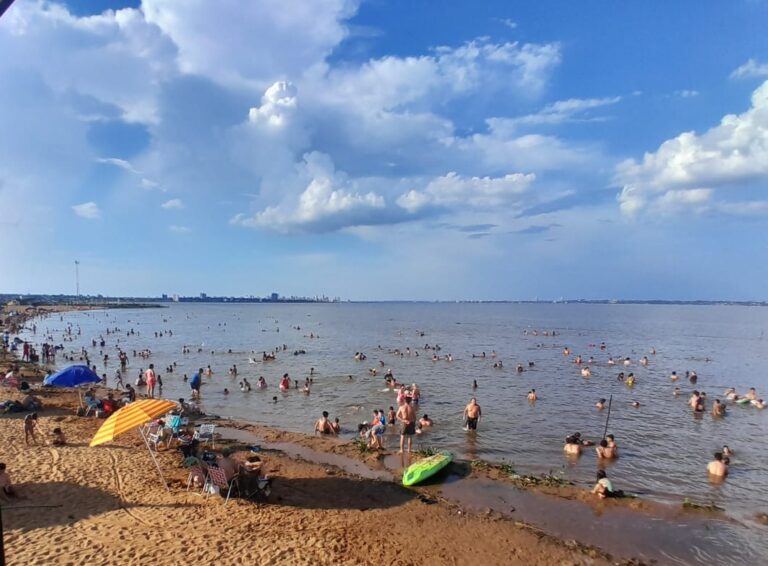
top-left (145, 364), bottom-right (157, 399)
top-left (463, 398), bottom-right (482, 431)
top-left (396, 398), bottom-right (416, 454)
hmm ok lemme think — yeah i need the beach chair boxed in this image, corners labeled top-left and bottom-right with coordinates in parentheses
top-left (163, 415), bottom-right (183, 447)
top-left (203, 466), bottom-right (239, 504)
top-left (186, 465), bottom-right (205, 491)
top-left (147, 433), bottom-right (163, 452)
top-left (194, 424), bottom-right (216, 448)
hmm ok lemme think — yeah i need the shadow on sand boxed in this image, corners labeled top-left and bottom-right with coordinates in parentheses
top-left (271, 475), bottom-right (414, 511)
top-left (2, 481), bottom-right (195, 531)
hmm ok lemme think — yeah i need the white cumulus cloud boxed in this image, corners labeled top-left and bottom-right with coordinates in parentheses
top-left (616, 80), bottom-right (768, 215)
top-left (142, 0), bottom-right (357, 87)
top-left (161, 198), bottom-right (184, 209)
top-left (72, 201), bottom-right (101, 219)
top-left (731, 58), bottom-right (768, 80)
top-left (398, 171), bottom-right (535, 212)
top-left (231, 152), bottom-right (386, 232)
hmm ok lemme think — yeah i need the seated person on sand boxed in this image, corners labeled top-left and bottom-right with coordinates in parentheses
top-left (0, 463), bottom-right (16, 499)
top-left (84, 390), bottom-right (101, 412)
top-left (314, 411), bottom-right (336, 435)
top-left (21, 394), bottom-right (42, 411)
top-left (51, 427), bottom-right (66, 446)
top-left (217, 450), bottom-right (239, 482)
top-left (592, 470), bottom-right (623, 499)
top-left (101, 393), bottom-right (117, 416)
top-left (596, 439), bottom-right (618, 459)
top-left (707, 452), bottom-right (728, 478)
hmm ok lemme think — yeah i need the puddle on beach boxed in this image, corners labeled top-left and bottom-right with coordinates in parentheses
top-left (218, 427), bottom-right (393, 481)
top-left (220, 426), bottom-right (764, 565)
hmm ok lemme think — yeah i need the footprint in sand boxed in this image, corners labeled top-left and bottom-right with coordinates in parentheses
top-left (48, 448), bottom-right (64, 481)
top-left (108, 450), bottom-right (150, 526)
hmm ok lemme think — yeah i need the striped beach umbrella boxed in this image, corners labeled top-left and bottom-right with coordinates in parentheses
top-left (90, 399), bottom-right (176, 447)
top-left (90, 399), bottom-right (177, 490)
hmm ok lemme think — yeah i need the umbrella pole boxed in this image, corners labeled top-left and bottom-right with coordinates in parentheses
top-left (139, 427), bottom-right (169, 491)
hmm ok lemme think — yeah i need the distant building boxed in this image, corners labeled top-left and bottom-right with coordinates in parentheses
top-left (200, 293), bottom-right (208, 300)
top-left (161, 294), bottom-right (168, 300)
top-left (172, 294), bottom-right (179, 302)
top-left (270, 293), bottom-right (279, 301)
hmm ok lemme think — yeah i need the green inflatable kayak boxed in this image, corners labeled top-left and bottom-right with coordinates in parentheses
top-left (402, 451), bottom-right (453, 486)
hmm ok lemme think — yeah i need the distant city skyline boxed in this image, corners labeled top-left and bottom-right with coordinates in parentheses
top-left (1, 1), bottom-right (767, 301)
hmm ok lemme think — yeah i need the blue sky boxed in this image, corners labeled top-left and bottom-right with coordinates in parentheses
top-left (1, 0), bottom-right (767, 300)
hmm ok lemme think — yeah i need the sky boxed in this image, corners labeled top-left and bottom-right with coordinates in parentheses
top-left (1, 0), bottom-right (767, 301)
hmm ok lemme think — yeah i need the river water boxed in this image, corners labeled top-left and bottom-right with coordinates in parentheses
top-left (20, 302), bottom-right (768, 559)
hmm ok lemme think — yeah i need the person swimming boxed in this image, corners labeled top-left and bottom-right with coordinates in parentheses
top-left (596, 398), bottom-right (606, 410)
top-left (527, 389), bottom-right (537, 401)
top-left (564, 434), bottom-right (583, 455)
top-left (596, 438), bottom-right (618, 459)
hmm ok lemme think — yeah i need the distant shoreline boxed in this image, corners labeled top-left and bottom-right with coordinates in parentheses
top-left (1, 296), bottom-right (766, 308)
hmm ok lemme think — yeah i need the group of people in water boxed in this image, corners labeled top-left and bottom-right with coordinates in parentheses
top-left (18, 311), bottom-right (768, 505)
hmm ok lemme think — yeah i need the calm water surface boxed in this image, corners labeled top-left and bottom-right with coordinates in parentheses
top-left (20, 303), bottom-right (768, 558)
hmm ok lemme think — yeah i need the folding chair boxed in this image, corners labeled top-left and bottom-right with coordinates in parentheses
top-left (147, 433), bottom-right (163, 452)
top-left (164, 415), bottom-right (183, 447)
top-left (203, 466), bottom-right (239, 504)
top-left (186, 465), bottom-right (205, 491)
top-left (194, 424), bottom-right (216, 448)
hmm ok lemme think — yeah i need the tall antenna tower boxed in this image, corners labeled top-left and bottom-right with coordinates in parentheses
top-left (74, 260), bottom-right (80, 297)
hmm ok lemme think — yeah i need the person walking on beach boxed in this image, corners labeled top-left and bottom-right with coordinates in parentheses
top-left (463, 398), bottom-right (482, 431)
top-left (397, 398), bottom-right (416, 453)
top-left (145, 364), bottom-right (157, 398)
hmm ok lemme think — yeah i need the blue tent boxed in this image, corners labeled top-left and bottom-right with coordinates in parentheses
top-left (43, 365), bottom-right (101, 388)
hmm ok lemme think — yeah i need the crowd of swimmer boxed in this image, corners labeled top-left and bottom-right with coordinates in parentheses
top-left (558, 341), bottom-right (763, 496)
top-left (18, 316), bottom-right (765, 497)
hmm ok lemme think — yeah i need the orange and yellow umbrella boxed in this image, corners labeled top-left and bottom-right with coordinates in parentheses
top-left (90, 399), bottom-right (176, 447)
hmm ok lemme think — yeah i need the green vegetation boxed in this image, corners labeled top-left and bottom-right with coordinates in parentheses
top-left (414, 445), bottom-right (438, 457)
top-left (682, 498), bottom-right (724, 512)
top-left (510, 470), bottom-right (572, 488)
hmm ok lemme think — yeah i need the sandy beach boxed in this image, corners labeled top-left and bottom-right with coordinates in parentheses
top-left (0, 306), bottom-right (618, 566)
top-left (0, 387), bottom-right (613, 566)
